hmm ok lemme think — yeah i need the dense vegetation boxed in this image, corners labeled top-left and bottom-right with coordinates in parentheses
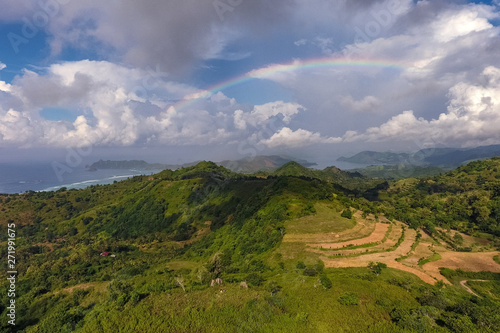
top-left (0, 159), bottom-right (499, 332)
top-left (380, 158), bottom-right (500, 240)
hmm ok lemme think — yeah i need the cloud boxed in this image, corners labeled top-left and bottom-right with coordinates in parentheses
top-left (344, 66), bottom-right (500, 147)
top-left (294, 39), bottom-right (307, 46)
top-left (0, 60), bottom-right (310, 148)
top-left (341, 95), bottom-right (382, 112)
top-left (233, 101), bottom-right (303, 130)
top-left (1, 0), bottom-right (292, 75)
top-left (0, 62), bottom-right (5, 71)
top-left (261, 127), bottom-right (342, 148)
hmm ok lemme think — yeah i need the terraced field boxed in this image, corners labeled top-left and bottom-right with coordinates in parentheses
top-left (281, 205), bottom-right (500, 286)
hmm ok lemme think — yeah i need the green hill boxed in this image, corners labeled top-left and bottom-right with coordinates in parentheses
top-left (338, 144), bottom-right (500, 168)
top-left (380, 157), bottom-right (500, 236)
top-left (0, 160), bottom-right (499, 332)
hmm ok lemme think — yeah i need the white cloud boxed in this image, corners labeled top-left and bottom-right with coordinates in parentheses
top-left (294, 39), bottom-right (307, 46)
top-left (0, 60), bottom-right (310, 148)
top-left (341, 95), bottom-right (382, 112)
top-left (233, 101), bottom-right (303, 130)
top-left (261, 127), bottom-right (342, 148)
top-left (344, 66), bottom-right (500, 147)
top-left (0, 62), bottom-right (5, 71)
top-left (429, 6), bottom-right (494, 43)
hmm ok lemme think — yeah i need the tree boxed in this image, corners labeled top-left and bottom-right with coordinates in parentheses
top-left (371, 262), bottom-right (387, 275)
top-left (341, 209), bottom-right (353, 219)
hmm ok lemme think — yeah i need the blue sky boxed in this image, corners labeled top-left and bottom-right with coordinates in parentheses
top-left (1, 0), bottom-right (500, 164)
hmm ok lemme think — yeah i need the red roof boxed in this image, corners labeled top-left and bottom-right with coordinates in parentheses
top-left (100, 252), bottom-right (110, 256)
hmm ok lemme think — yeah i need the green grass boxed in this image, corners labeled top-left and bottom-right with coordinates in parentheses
top-left (74, 267), bottom-right (423, 333)
top-left (466, 280), bottom-right (500, 299)
top-left (418, 252), bottom-right (442, 266)
top-left (285, 202), bottom-right (355, 234)
top-left (315, 241), bottom-right (379, 252)
top-left (494, 255), bottom-right (500, 265)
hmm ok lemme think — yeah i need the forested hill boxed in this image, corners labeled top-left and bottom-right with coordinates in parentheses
top-left (380, 157), bottom-right (500, 236)
top-left (338, 144), bottom-right (500, 168)
top-left (0, 159), bottom-right (499, 332)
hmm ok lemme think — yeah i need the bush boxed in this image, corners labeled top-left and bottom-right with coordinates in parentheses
top-left (320, 275), bottom-right (332, 289)
top-left (341, 209), bottom-right (353, 219)
top-left (338, 292), bottom-right (359, 305)
top-left (303, 268), bottom-right (318, 277)
top-left (296, 261), bottom-right (306, 269)
top-left (266, 281), bottom-right (282, 295)
top-left (246, 272), bottom-right (264, 286)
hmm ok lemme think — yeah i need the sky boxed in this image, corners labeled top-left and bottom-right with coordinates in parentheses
top-left (0, 0), bottom-right (500, 165)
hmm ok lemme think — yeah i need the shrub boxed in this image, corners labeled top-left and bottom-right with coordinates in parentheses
top-left (319, 275), bottom-right (332, 289)
top-left (246, 272), bottom-right (264, 286)
top-left (341, 209), bottom-right (353, 219)
top-left (266, 281), bottom-right (282, 295)
top-left (296, 261), bottom-right (306, 269)
top-left (338, 292), bottom-right (359, 305)
top-left (303, 268), bottom-right (318, 277)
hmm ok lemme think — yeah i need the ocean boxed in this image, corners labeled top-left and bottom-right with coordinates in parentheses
top-left (0, 162), bottom-right (162, 194)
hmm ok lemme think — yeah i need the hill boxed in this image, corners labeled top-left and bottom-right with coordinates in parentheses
top-left (218, 155), bottom-right (316, 173)
top-left (0, 160), bottom-right (499, 332)
top-left (88, 155), bottom-right (316, 174)
top-left (88, 159), bottom-right (168, 171)
top-left (338, 144), bottom-right (500, 168)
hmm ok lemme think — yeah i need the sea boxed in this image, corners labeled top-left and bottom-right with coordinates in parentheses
top-left (0, 162), bottom-right (163, 194)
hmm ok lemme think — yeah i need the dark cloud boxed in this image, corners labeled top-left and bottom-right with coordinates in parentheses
top-left (40, 0), bottom-right (294, 76)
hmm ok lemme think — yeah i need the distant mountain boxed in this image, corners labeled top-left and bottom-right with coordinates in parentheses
top-left (88, 159), bottom-right (167, 170)
top-left (217, 155), bottom-right (316, 173)
top-left (352, 164), bottom-right (444, 179)
top-left (88, 156), bottom-right (316, 174)
top-left (338, 144), bottom-right (500, 168)
top-left (338, 151), bottom-right (411, 165)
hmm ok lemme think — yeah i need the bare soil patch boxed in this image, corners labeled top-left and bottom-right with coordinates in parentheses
top-left (305, 223), bottom-right (389, 249)
top-left (55, 282), bottom-right (108, 294)
top-left (423, 251), bottom-right (500, 281)
top-left (307, 224), bottom-right (402, 256)
top-left (401, 242), bottom-right (434, 266)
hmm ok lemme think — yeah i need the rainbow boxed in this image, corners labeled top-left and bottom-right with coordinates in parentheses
top-left (172, 57), bottom-right (405, 110)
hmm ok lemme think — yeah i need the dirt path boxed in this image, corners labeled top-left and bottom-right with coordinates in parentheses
top-left (460, 280), bottom-right (480, 297)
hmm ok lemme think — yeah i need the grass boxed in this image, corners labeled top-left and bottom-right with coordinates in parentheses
top-left (76, 267), bottom-right (423, 333)
top-left (315, 241), bottom-right (379, 252)
top-left (418, 252), bottom-right (442, 266)
top-left (285, 202), bottom-right (355, 234)
top-left (494, 255), bottom-right (500, 265)
top-left (466, 280), bottom-right (500, 299)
